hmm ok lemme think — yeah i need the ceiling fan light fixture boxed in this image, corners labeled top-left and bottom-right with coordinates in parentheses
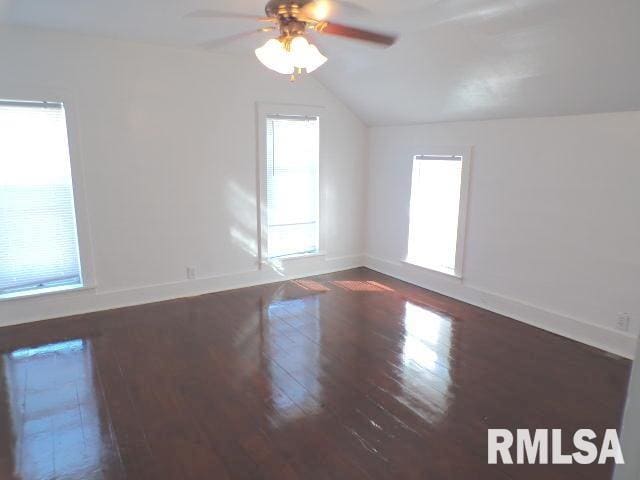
top-left (255, 35), bottom-right (328, 76)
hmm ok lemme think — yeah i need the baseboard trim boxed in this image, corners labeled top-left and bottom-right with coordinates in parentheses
top-left (2, 252), bottom-right (636, 360)
top-left (0, 254), bottom-right (365, 328)
top-left (364, 254), bottom-right (637, 360)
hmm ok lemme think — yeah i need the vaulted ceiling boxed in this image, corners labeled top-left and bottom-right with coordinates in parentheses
top-left (2, 0), bottom-right (639, 125)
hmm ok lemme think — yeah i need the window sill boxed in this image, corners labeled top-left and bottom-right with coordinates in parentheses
top-left (0, 283), bottom-right (95, 302)
top-left (264, 251), bottom-right (326, 263)
top-left (401, 260), bottom-right (462, 281)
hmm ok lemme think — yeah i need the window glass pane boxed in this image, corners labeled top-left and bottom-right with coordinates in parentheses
top-left (0, 101), bottom-right (82, 296)
top-left (407, 155), bottom-right (462, 274)
top-left (266, 116), bottom-right (319, 258)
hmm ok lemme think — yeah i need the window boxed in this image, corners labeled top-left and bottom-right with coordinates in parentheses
top-left (406, 153), bottom-right (468, 276)
top-left (0, 100), bottom-right (83, 297)
top-left (264, 114), bottom-right (320, 258)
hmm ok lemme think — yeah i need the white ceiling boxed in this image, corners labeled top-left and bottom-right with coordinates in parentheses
top-left (1, 0), bottom-right (639, 125)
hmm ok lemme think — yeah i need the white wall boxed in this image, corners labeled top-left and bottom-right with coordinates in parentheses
top-left (1, 25), bottom-right (638, 362)
top-left (366, 112), bottom-right (640, 358)
top-left (0, 25), bottom-right (366, 325)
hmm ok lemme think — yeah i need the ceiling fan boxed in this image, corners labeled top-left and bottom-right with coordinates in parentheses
top-left (186, 0), bottom-right (397, 79)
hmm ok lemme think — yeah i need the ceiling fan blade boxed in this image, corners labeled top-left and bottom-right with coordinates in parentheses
top-left (317, 22), bottom-right (397, 46)
top-left (185, 9), bottom-right (271, 21)
top-left (332, 0), bottom-right (370, 15)
top-left (301, 0), bottom-right (370, 21)
top-left (199, 28), bottom-right (275, 50)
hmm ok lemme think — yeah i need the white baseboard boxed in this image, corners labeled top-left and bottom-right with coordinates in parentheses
top-left (364, 254), bottom-right (637, 360)
top-left (0, 254), bottom-right (365, 328)
top-left (2, 252), bottom-right (635, 360)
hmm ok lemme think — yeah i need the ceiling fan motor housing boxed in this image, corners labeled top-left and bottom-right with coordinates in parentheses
top-left (265, 0), bottom-right (315, 39)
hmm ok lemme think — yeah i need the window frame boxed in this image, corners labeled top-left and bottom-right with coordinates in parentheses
top-left (256, 103), bottom-right (325, 265)
top-left (403, 146), bottom-right (472, 279)
top-left (0, 87), bottom-right (96, 301)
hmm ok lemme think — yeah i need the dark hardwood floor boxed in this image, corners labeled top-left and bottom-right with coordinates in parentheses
top-left (0, 268), bottom-right (631, 479)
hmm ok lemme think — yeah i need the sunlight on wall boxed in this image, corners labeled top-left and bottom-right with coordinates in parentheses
top-left (226, 180), bottom-right (258, 259)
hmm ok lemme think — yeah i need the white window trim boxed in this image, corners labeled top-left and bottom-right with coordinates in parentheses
top-left (0, 284), bottom-right (96, 302)
top-left (0, 86), bottom-right (97, 300)
top-left (403, 146), bottom-right (473, 279)
top-left (256, 102), bottom-right (326, 266)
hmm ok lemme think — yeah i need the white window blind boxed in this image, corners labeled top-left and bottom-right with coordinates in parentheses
top-left (407, 155), bottom-right (463, 275)
top-left (265, 115), bottom-right (319, 258)
top-left (0, 100), bottom-right (82, 296)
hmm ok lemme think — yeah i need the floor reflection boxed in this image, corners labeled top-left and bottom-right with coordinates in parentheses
top-left (398, 301), bottom-right (453, 420)
top-left (402, 302), bottom-right (445, 372)
top-left (2, 339), bottom-right (109, 479)
top-left (265, 294), bottom-right (322, 422)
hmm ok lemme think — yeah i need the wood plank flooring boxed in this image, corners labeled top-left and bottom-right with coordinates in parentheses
top-left (0, 268), bottom-right (631, 479)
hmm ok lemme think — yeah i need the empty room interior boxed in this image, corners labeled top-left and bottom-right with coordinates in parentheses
top-left (0, 0), bottom-right (639, 479)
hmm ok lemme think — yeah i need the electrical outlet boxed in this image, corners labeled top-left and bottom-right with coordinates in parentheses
top-left (615, 313), bottom-right (631, 332)
top-left (186, 267), bottom-right (196, 280)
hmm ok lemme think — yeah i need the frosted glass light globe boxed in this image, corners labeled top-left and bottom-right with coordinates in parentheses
top-left (289, 36), bottom-right (311, 67)
top-left (255, 39), bottom-right (294, 74)
top-left (290, 36), bottom-right (328, 73)
top-left (304, 44), bottom-right (328, 73)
